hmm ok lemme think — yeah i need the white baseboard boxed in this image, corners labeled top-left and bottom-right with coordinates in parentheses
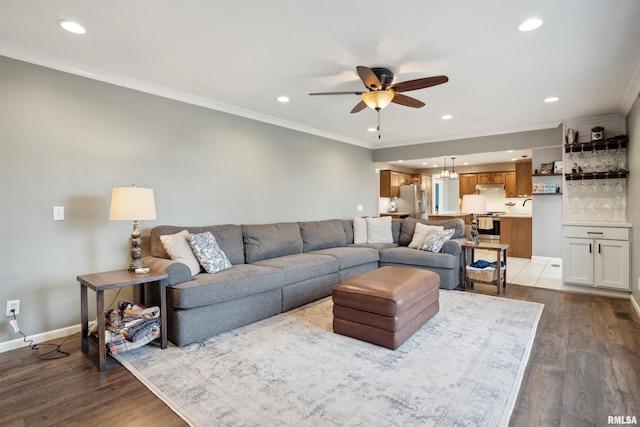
top-left (0, 324), bottom-right (81, 354)
top-left (631, 293), bottom-right (640, 319)
top-left (562, 284), bottom-right (631, 299)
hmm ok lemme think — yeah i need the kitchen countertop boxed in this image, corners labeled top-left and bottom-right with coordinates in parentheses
top-left (428, 212), bottom-right (471, 217)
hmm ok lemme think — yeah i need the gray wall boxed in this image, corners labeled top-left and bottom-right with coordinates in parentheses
top-left (626, 95), bottom-right (640, 306)
top-left (0, 57), bottom-right (376, 345)
top-left (531, 147), bottom-right (563, 258)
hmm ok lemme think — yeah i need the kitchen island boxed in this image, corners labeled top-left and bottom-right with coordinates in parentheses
top-left (500, 215), bottom-right (532, 258)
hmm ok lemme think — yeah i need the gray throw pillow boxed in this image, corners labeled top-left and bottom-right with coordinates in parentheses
top-left (187, 232), bottom-right (232, 274)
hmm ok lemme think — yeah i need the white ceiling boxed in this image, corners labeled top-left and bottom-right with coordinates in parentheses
top-left (2, 1), bottom-right (640, 164)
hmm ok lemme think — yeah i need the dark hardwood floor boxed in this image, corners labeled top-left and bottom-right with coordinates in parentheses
top-left (1, 284), bottom-right (639, 426)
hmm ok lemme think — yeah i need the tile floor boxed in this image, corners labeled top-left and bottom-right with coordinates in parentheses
top-left (472, 249), bottom-right (563, 291)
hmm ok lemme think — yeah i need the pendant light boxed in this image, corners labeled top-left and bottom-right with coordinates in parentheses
top-left (440, 157), bottom-right (450, 179)
top-left (450, 157), bottom-right (459, 179)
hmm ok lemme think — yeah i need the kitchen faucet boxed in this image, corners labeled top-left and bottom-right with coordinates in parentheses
top-left (522, 198), bottom-right (532, 206)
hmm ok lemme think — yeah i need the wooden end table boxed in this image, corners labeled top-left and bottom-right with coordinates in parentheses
top-left (461, 242), bottom-right (509, 295)
top-left (78, 269), bottom-right (168, 371)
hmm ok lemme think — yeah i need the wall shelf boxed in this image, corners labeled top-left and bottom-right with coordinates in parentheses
top-left (564, 171), bottom-right (628, 180)
top-left (564, 137), bottom-right (628, 153)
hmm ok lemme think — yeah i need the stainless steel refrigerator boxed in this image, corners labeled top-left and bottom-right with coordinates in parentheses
top-left (397, 184), bottom-right (428, 218)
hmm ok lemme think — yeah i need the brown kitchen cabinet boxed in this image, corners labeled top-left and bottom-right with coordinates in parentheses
top-left (500, 216), bottom-right (532, 258)
top-left (459, 173), bottom-right (478, 197)
top-left (477, 172), bottom-right (505, 184)
top-left (515, 159), bottom-right (532, 196)
top-left (380, 170), bottom-right (416, 198)
top-left (505, 171), bottom-right (516, 197)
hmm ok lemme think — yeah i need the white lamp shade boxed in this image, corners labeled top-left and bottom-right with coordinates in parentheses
top-left (362, 91), bottom-right (394, 110)
top-left (109, 186), bottom-right (157, 221)
top-left (461, 194), bottom-right (487, 214)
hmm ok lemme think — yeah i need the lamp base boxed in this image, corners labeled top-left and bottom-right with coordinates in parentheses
top-left (469, 215), bottom-right (480, 245)
top-left (128, 220), bottom-right (146, 271)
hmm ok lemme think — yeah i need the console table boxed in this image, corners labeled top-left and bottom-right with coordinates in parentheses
top-left (461, 242), bottom-right (509, 295)
top-left (78, 269), bottom-right (168, 371)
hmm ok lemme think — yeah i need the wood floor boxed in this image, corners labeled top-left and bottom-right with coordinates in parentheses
top-left (1, 284), bottom-right (639, 427)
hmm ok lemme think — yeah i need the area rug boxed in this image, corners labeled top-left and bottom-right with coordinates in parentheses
top-left (114, 290), bottom-right (543, 427)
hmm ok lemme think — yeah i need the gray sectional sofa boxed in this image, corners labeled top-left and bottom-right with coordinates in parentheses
top-left (142, 217), bottom-right (466, 346)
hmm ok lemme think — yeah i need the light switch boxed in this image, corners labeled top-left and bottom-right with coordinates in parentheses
top-left (53, 206), bottom-right (64, 221)
top-left (356, 204), bottom-right (363, 212)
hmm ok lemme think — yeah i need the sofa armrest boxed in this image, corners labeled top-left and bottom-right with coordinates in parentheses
top-left (142, 256), bottom-right (193, 286)
top-left (441, 238), bottom-right (464, 256)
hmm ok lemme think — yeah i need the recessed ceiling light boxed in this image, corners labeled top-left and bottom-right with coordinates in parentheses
top-left (518, 18), bottom-right (543, 32)
top-left (441, 114), bottom-right (453, 120)
top-left (511, 158), bottom-right (518, 161)
top-left (463, 162), bottom-right (469, 165)
top-left (276, 96), bottom-right (290, 103)
top-left (432, 164), bottom-right (439, 168)
top-left (57, 20), bottom-right (86, 34)
top-left (506, 150), bottom-right (514, 153)
top-left (397, 160), bottom-right (404, 163)
top-left (544, 96), bottom-right (560, 103)
top-left (421, 162), bottom-right (428, 165)
top-left (367, 127), bottom-right (377, 132)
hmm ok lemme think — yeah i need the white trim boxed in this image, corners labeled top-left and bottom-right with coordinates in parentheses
top-left (562, 283), bottom-right (631, 299)
top-left (631, 294), bottom-right (640, 320)
top-left (0, 324), bottom-right (81, 354)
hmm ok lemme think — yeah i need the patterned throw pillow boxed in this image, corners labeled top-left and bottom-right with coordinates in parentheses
top-left (418, 228), bottom-right (455, 253)
top-left (187, 232), bottom-right (232, 274)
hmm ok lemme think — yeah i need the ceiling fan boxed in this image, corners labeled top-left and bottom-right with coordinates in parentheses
top-left (309, 66), bottom-right (449, 114)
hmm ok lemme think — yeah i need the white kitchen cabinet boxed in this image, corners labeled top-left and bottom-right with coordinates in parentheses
top-left (562, 226), bottom-right (630, 290)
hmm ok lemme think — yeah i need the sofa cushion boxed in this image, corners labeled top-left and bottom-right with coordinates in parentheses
top-left (159, 230), bottom-right (201, 276)
top-left (379, 247), bottom-right (458, 269)
top-left (342, 219), bottom-right (354, 244)
top-left (311, 246), bottom-right (379, 270)
top-left (151, 224), bottom-right (245, 265)
top-left (252, 253), bottom-right (338, 285)
top-left (399, 218), bottom-right (464, 246)
top-left (366, 216), bottom-right (393, 243)
top-left (187, 232), bottom-right (233, 274)
top-left (299, 219), bottom-right (347, 252)
top-left (168, 264), bottom-right (285, 309)
top-left (243, 222), bottom-right (303, 263)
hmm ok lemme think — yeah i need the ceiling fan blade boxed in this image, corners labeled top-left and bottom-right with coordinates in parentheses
top-left (356, 66), bottom-right (383, 90)
top-left (390, 75), bottom-right (449, 92)
top-left (391, 93), bottom-right (425, 108)
top-left (350, 100), bottom-right (367, 113)
top-left (309, 91), bottom-right (364, 96)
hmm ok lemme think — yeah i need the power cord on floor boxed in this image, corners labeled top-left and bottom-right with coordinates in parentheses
top-left (10, 288), bottom-right (123, 361)
top-left (10, 309), bottom-right (80, 360)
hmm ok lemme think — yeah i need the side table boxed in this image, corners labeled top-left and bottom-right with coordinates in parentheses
top-left (461, 242), bottom-right (509, 295)
top-left (78, 269), bottom-right (168, 371)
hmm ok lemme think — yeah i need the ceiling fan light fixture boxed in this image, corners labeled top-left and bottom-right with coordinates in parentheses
top-left (362, 91), bottom-right (394, 110)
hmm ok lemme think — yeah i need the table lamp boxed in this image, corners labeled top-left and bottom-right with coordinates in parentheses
top-left (109, 185), bottom-right (157, 271)
top-left (461, 194), bottom-right (487, 245)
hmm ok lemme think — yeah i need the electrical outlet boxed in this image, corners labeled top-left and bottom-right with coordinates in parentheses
top-left (6, 300), bottom-right (19, 317)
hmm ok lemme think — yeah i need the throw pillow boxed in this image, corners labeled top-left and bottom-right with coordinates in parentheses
top-left (187, 232), bottom-right (232, 274)
top-left (418, 228), bottom-right (455, 253)
top-left (408, 223), bottom-right (444, 249)
top-left (366, 216), bottom-right (393, 244)
top-left (160, 230), bottom-right (201, 276)
top-left (353, 217), bottom-right (367, 244)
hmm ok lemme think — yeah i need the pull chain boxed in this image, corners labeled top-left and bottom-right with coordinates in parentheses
top-left (376, 108), bottom-right (382, 140)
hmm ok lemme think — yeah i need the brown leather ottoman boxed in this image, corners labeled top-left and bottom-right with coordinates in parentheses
top-left (332, 266), bottom-right (440, 350)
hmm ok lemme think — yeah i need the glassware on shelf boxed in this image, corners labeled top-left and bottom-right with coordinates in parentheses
top-left (578, 143), bottom-right (586, 159)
